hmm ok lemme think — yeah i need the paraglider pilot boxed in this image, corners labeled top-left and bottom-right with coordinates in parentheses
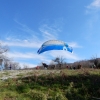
top-left (42, 63), bottom-right (48, 69)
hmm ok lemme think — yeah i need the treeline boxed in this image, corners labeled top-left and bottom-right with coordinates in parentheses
top-left (36, 57), bottom-right (100, 70)
top-left (0, 43), bottom-right (20, 70)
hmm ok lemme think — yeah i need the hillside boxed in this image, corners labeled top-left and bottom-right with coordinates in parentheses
top-left (0, 68), bottom-right (100, 100)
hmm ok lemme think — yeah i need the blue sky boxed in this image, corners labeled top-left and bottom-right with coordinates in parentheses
top-left (0, 0), bottom-right (100, 68)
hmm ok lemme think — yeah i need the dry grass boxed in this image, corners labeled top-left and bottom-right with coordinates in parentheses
top-left (0, 68), bottom-right (100, 100)
top-left (0, 68), bottom-right (100, 80)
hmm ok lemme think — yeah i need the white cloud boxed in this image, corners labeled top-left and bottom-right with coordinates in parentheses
top-left (39, 24), bottom-right (58, 40)
top-left (7, 52), bottom-right (45, 60)
top-left (6, 51), bottom-right (53, 67)
top-left (85, 0), bottom-right (100, 14)
top-left (84, 0), bottom-right (100, 42)
top-left (2, 20), bottom-right (60, 48)
top-left (14, 20), bottom-right (36, 34)
top-left (47, 50), bottom-right (80, 61)
top-left (68, 42), bottom-right (82, 48)
top-left (87, 0), bottom-right (100, 9)
top-left (0, 20), bottom-right (82, 68)
top-left (19, 63), bottom-right (37, 68)
top-left (0, 39), bottom-right (41, 48)
top-left (39, 18), bottom-right (63, 40)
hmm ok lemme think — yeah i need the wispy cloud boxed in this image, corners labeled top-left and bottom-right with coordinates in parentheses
top-left (2, 19), bottom-right (63, 48)
top-left (7, 51), bottom-right (52, 66)
top-left (0, 19), bottom-right (82, 67)
top-left (46, 50), bottom-right (80, 61)
top-left (39, 24), bottom-right (58, 40)
top-left (18, 62), bottom-right (38, 68)
top-left (14, 19), bottom-right (59, 41)
top-left (7, 52), bottom-right (45, 60)
top-left (14, 19), bottom-right (40, 41)
top-left (39, 18), bottom-right (64, 40)
top-left (0, 39), bottom-right (41, 48)
top-left (84, 0), bottom-right (100, 41)
top-left (86, 0), bottom-right (100, 14)
top-left (87, 0), bottom-right (100, 9)
top-left (68, 42), bottom-right (82, 48)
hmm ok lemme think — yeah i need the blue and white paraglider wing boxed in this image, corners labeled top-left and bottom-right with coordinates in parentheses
top-left (37, 40), bottom-right (73, 54)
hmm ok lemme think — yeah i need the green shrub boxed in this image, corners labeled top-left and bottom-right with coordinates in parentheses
top-left (29, 90), bottom-right (47, 100)
top-left (55, 93), bottom-right (68, 100)
top-left (65, 87), bottom-right (89, 100)
top-left (47, 92), bottom-right (68, 100)
top-left (16, 84), bottom-right (30, 93)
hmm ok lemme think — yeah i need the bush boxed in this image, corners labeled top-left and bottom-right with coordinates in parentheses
top-left (47, 93), bottom-right (68, 100)
top-left (65, 87), bottom-right (89, 100)
top-left (16, 84), bottom-right (30, 93)
top-left (29, 90), bottom-right (47, 100)
top-left (55, 93), bottom-right (68, 100)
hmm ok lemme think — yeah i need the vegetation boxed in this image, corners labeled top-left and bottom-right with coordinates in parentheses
top-left (0, 69), bottom-right (100, 100)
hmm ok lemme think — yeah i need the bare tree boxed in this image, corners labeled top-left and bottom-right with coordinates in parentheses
top-left (23, 64), bottom-right (29, 69)
top-left (49, 60), bottom-right (56, 69)
top-left (0, 42), bottom-right (21, 70)
top-left (0, 43), bottom-right (9, 54)
top-left (4, 59), bottom-right (11, 70)
top-left (10, 62), bottom-right (20, 70)
top-left (0, 43), bottom-right (9, 70)
top-left (53, 56), bottom-right (66, 69)
top-left (91, 55), bottom-right (99, 68)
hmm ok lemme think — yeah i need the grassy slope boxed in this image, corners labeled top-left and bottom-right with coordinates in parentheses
top-left (0, 69), bottom-right (100, 100)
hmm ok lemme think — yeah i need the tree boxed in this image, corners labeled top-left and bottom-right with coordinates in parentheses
top-left (0, 43), bottom-right (9, 70)
top-left (53, 56), bottom-right (66, 69)
top-left (23, 64), bottom-right (29, 69)
top-left (49, 60), bottom-right (56, 69)
top-left (0, 42), bottom-right (20, 70)
top-left (0, 43), bottom-right (9, 54)
top-left (10, 62), bottom-right (20, 70)
top-left (90, 55), bottom-right (99, 68)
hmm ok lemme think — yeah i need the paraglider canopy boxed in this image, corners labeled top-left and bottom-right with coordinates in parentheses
top-left (37, 40), bottom-right (73, 54)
